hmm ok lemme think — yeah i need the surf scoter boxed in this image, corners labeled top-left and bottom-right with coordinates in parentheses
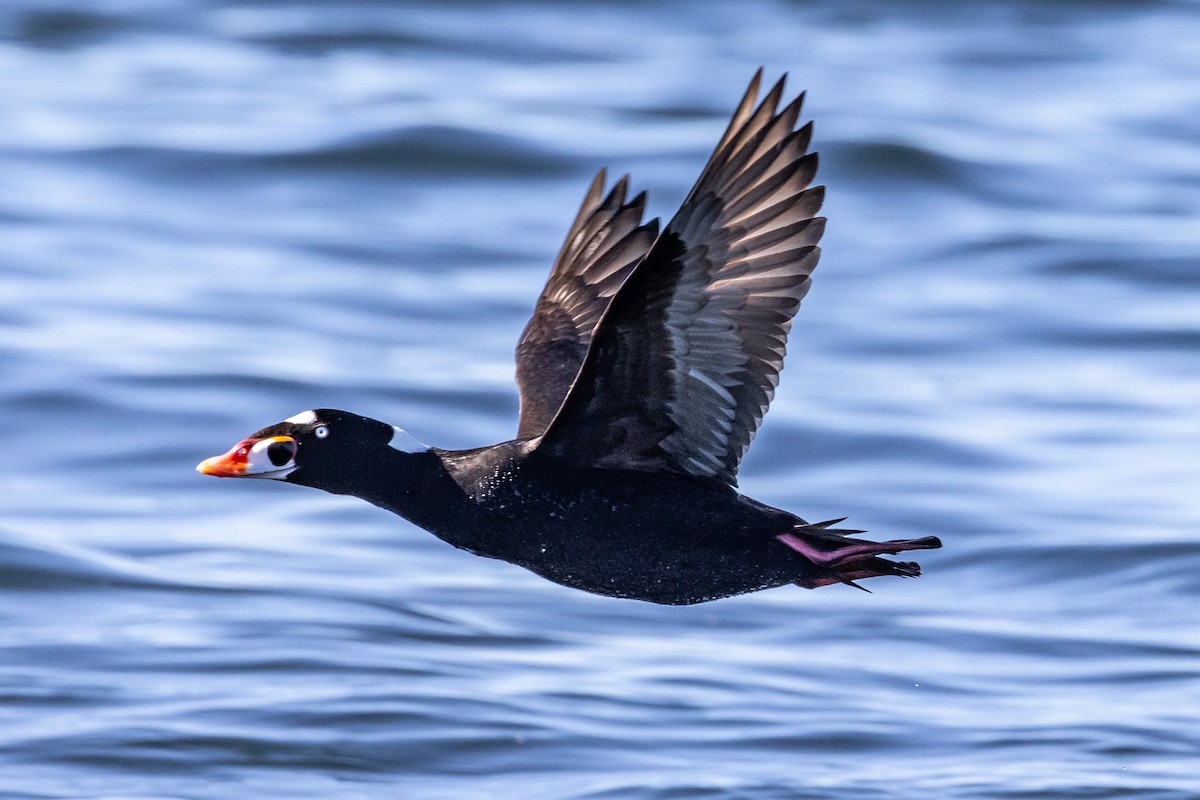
top-left (198, 71), bottom-right (941, 605)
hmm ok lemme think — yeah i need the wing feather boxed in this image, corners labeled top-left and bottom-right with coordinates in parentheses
top-left (514, 171), bottom-right (659, 439)
top-left (539, 72), bottom-right (824, 486)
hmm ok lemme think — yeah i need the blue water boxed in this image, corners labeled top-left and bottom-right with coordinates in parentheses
top-left (2, 1), bottom-right (1199, 797)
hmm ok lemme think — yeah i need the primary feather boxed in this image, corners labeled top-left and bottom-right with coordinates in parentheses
top-left (540, 70), bottom-right (824, 487)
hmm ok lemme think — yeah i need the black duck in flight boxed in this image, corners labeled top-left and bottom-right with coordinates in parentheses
top-left (198, 71), bottom-right (941, 604)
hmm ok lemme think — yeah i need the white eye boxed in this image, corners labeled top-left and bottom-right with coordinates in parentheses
top-left (314, 425), bottom-right (329, 439)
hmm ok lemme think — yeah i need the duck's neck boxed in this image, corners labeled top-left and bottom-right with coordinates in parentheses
top-left (347, 447), bottom-right (482, 549)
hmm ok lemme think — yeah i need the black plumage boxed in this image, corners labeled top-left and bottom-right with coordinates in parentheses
top-left (198, 71), bottom-right (941, 605)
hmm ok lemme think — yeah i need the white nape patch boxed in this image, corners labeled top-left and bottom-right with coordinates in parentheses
top-left (285, 410), bottom-right (319, 425)
top-left (389, 426), bottom-right (428, 454)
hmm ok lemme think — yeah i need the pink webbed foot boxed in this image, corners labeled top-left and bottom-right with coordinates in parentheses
top-left (776, 518), bottom-right (941, 590)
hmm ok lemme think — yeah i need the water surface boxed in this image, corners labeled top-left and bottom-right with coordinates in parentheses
top-left (1, 1), bottom-right (1198, 798)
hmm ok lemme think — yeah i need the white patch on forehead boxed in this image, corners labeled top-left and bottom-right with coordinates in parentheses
top-left (389, 426), bottom-right (428, 454)
top-left (285, 410), bottom-right (319, 425)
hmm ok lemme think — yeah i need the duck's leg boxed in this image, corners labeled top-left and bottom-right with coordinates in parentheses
top-left (775, 519), bottom-right (941, 589)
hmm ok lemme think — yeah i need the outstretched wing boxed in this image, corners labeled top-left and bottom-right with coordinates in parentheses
top-left (515, 170), bottom-right (659, 439)
top-left (537, 71), bottom-right (824, 487)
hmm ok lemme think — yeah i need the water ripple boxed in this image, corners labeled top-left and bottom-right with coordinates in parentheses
top-left (0, 1), bottom-right (1198, 798)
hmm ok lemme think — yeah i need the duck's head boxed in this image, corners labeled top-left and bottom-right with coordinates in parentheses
top-left (196, 409), bottom-right (427, 493)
